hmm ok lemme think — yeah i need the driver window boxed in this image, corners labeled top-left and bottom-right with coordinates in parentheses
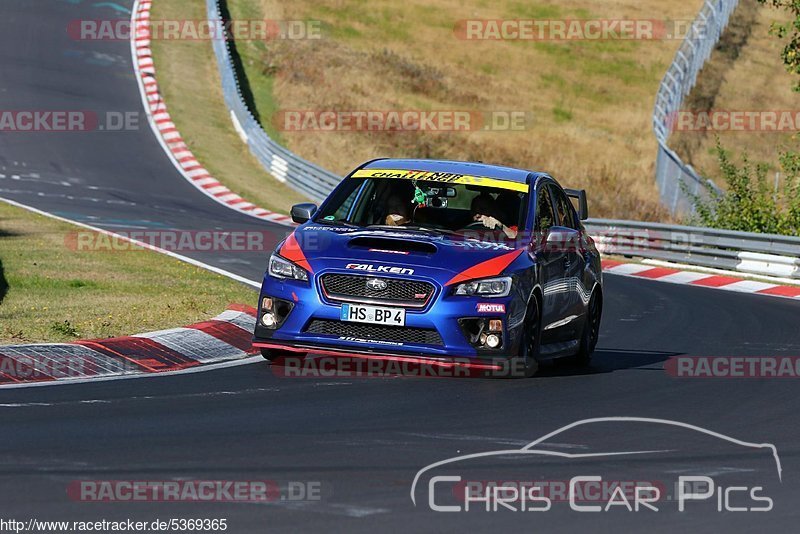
top-left (552, 187), bottom-right (577, 230)
top-left (535, 185), bottom-right (556, 232)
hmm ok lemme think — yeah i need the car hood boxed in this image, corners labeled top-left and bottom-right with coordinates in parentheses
top-left (280, 224), bottom-right (526, 284)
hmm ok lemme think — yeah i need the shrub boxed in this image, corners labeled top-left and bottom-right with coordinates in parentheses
top-left (685, 140), bottom-right (800, 235)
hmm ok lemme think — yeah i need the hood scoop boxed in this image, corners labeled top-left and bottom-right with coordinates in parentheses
top-left (348, 236), bottom-right (437, 255)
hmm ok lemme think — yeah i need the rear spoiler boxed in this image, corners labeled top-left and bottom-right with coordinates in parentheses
top-left (564, 189), bottom-right (589, 220)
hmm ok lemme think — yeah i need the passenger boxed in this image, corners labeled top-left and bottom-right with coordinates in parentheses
top-left (470, 192), bottom-right (518, 239)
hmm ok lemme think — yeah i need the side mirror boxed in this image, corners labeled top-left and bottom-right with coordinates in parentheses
top-left (545, 227), bottom-right (579, 253)
top-left (290, 203), bottom-right (318, 224)
top-left (564, 188), bottom-right (589, 220)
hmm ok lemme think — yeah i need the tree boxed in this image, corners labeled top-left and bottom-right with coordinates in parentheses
top-left (757, 0), bottom-right (800, 90)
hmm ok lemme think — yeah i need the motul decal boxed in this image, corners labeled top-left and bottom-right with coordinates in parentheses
top-left (477, 303), bottom-right (506, 313)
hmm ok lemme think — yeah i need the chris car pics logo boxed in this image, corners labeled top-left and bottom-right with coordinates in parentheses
top-left (411, 417), bottom-right (781, 513)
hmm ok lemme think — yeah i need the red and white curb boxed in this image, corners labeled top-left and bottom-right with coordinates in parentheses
top-left (0, 305), bottom-right (260, 387)
top-left (130, 0), bottom-right (293, 227)
top-left (602, 259), bottom-right (800, 300)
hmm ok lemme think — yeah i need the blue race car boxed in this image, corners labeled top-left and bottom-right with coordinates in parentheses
top-left (253, 159), bottom-right (603, 378)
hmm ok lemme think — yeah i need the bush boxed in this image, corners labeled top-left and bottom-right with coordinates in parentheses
top-left (685, 140), bottom-right (800, 235)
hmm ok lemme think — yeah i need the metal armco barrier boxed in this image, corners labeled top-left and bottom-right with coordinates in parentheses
top-left (206, 0), bottom-right (341, 202)
top-left (586, 219), bottom-right (800, 280)
top-left (652, 0), bottom-right (737, 214)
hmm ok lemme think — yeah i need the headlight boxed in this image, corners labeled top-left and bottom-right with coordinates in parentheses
top-left (453, 276), bottom-right (512, 298)
top-left (269, 254), bottom-right (309, 282)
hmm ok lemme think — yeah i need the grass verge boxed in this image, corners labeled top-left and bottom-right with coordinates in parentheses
top-left (149, 0), bottom-right (307, 214)
top-left (0, 201), bottom-right (256, 345)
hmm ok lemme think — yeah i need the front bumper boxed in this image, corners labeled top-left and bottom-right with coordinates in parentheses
top-left (253, 271), bottom-right (527, 362)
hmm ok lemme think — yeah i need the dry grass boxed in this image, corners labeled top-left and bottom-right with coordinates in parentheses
top-left (227, 0), bottom-right (713, 220)
top-left (150, 0), bottom-right (307, 213)
top-left (0, 201), bottom-right (255, 344)
top-left (671, 0), bottom-right (798, 184)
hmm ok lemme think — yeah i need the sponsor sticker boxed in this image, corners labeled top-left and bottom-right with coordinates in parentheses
top-left (477, 303), bottom-right (506, 313)
top-left (345, 263), bottom-right (415, 275)
top-left (369, 248), bottom-right (410, 255)
top-left (351, 169), bottom-right (529, 193)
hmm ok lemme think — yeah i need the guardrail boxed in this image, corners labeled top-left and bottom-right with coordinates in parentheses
top-left (206, 0), bottom-right (341, 203)
top-left (652, 0), bottom-right (738, 214)
top-left (586, 219), bottom-right (800, 280)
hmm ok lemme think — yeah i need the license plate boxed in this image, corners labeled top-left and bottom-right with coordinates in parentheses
top-left (340, 303), bottom-right (405, 326)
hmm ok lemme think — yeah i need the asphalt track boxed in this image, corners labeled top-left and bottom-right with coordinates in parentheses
top-left (1, 1), bottom-right (800, 532)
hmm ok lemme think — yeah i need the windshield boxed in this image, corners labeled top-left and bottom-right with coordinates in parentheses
top-left (314, 174), bottom-right (529, 239)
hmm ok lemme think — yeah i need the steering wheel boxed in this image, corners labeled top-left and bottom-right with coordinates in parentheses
top-left (464, 220), bottom-right (495, 230)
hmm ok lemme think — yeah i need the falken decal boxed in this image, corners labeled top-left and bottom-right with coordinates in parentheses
top-left (345, 263), bottom-right (415, 275)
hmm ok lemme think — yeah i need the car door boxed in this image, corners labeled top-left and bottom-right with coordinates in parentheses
top-left (532, 182), bottom-right (570, 343)
top-left (550, 185), bottom-right (586, 339)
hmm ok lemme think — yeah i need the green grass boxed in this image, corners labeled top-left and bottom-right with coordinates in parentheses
top-left (0, 201), bottom-right (256, 344)
top-left (553, 104), bottom-right (573, 123)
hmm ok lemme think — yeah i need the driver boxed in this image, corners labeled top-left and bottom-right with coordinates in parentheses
top-left (470, 192), bottom-right (518, 238)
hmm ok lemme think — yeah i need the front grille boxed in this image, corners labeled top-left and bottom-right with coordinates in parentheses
top-left (305, 319), bottom-right (443, 346)
top-left (320, 274), bottom-right (435, 308)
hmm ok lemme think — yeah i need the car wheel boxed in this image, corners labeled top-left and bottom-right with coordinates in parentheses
top-left (573, 290), bottom-right (602, 367)
top-left (260, 348), bottom-right (302, 363)
top-left (507, 297), bottom-right (541, 379)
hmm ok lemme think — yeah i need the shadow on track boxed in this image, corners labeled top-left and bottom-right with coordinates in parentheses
top-left (0, 224), bottom-right (16, 305)
top-left (0, 258), bottom-right (7, 305)
top-left (536, 348), bottom-right (680, 378)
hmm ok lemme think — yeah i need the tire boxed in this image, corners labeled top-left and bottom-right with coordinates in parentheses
top-left (260, 348), bottom-right (302, 362)
top-left (573, 290), bottom-right (602, 367)
top-left (506, 297), bottom-right (541, 379)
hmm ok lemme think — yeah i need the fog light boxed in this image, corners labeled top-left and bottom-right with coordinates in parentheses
top-left (479, 333), bottom-right (488, 346)
top-left (261, 312), bottom-right (277, 328)
top-left (488, 320), bottom-right (503, 332)
top-left (262, 297), bottom-right (273, 311)
top-left (485, 334), bottom-right (501, 349)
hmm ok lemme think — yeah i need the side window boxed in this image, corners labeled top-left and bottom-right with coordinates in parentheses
top-left (552, 187), bottom-right (577, 230)
top-left (333, 188), bottom-right (358, 220)
top-left (535, 185), bottom-right (556, 232)
top-left (348, 180), bottom-right (377, 223)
